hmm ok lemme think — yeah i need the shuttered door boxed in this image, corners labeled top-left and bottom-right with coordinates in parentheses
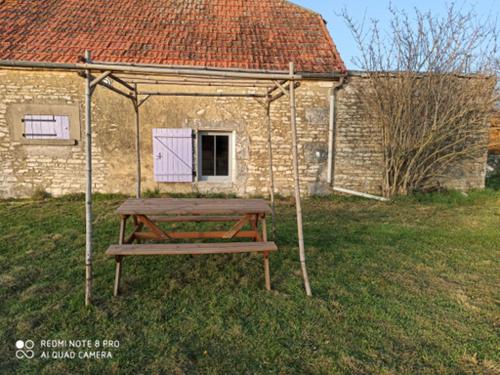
top-left (153, 128), bottom-right (193, 182)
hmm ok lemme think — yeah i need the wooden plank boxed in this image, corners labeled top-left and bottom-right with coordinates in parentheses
top-left (136, 214), bottom-right (170, 239)
top-left (222, 214), bottom-right (251, 239)
top-left (149, 215), bottom-right (241, 223)
top-left (133, 230), bottom-right (259, 240)
top-left (106, 242), bottom-right (278, 256)
top-left (116, 198), bottom-right (272, 216)
top-left (119, 201), bottom-right (270, 212)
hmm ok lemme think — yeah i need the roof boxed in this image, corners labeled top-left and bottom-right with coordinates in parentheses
top-left (0, 0), bottom-right (346, 74)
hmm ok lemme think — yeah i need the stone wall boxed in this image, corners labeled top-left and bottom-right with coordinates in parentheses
top-left (334, 78), bottom-right (385, 194)
top-left (0, 70), bottom-right (106, 198)
top-left (0, 69), bottom-right (334, 198)
top-left (334, 75), bottom-right (489, 194)
top-left (490, 111), bottom-right (500, 154)
top-left (0, 70), bottom-right (489, 198)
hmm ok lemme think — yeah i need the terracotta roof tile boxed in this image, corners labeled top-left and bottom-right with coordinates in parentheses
top-left (0, 0), bottom-right (345, 73)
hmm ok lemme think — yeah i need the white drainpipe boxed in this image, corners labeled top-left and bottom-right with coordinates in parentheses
top-left (327, 76), bottom-right (345, 185)
top-left (333, 187), bottom-right (389, 202)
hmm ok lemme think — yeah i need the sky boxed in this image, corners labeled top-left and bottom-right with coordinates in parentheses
top-left (293, 0), bottom-right (499, 69)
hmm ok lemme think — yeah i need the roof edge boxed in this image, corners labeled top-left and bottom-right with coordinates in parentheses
top-left (317, 15), bottom-right (347, 73)
top-left (284, 0), bottom-right (322, 17)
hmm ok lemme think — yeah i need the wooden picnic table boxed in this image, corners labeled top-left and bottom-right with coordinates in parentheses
top-left (107, 198), bottom-right (277, 296)
top-left (116, 198), bottom-right (272, 242)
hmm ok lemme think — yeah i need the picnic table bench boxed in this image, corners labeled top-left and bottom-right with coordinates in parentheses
top-left (106, 198), bottom-right (277, 296)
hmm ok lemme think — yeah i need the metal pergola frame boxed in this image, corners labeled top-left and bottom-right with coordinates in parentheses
top-left (0, 52), bottom-right (345, 305)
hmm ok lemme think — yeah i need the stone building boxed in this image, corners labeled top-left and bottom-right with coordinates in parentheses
top-left (0, 1), bottom-right (489, 199)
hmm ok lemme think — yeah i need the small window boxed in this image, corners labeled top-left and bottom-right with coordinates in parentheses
top-left (7, 103), bottom-right (80, 146)
top-left (199, 132), bottom-right (232, 181)
top-left (23, 115), bottom-right (70, 140)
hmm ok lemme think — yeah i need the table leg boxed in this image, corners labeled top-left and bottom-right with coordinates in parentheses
top-left (114, 255), bottom-right (123, 297)
top-left (133, 215), bottom-right (144, 244)
top-left (115, 215), bottom-right (129, 296)
top-left (250, 214), bottom-right (261, 242)
top-left (119, 215), bottom-right (129, 245)
top-left (261, 215), bottom-right (271, 291)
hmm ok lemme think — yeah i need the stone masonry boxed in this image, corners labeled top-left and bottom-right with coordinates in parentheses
top-left (0, 69), bottom-right (489, 198)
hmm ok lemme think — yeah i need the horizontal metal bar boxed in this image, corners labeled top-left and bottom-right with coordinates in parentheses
top-left (125, 80), bottom-right (271, 88)
top-left (0, 59), bottom-right (301, 80)
top-left (116, 74), bottom-right (273, 85)
top-left (138, 91), bottom-right (267, 98)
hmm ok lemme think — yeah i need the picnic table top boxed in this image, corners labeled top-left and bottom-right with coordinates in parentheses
top-left (116, 198), bottom-right (272, 216)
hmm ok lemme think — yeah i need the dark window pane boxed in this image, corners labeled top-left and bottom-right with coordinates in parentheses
top-left (215, 135), bottom-right (229, 176)
top-left (201, 135), bottom-right (214, 176)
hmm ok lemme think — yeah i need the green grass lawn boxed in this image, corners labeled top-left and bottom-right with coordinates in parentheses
top-left (0, 190), bottom-right (499, 374)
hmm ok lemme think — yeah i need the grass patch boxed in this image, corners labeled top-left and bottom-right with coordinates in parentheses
top-left (0, 190), bottom-right (499, 373)
top-left (31, 188), bottom-right (52, 201)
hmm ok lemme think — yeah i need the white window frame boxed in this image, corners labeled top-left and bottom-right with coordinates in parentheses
top-left (197, 131), bottom-right (233, 182)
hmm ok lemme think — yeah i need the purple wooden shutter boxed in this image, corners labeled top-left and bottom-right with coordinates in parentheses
top-left (153, 128), bottom-right (193, 182)
top-left (23, 115), bottom-right (70, 139)
top-left (54, 115), bottom-right (70, 139)
top-left (24, 114), bottom-right (34, 139)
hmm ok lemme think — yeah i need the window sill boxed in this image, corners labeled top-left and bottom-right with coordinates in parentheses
top-left (20, 139), bottom-right (78, 146)
top-left (196, 179), bottom-right (233, 185)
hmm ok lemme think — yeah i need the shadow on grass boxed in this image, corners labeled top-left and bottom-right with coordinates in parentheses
top-left (486, 174), bottom-right (500, 190)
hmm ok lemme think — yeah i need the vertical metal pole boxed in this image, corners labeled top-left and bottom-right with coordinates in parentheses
top-left (133, 84), bottom-right (141, 199)
top-left (84, 50), bottom-right (93, 306)
top-left (289, 62), bottom-right (312, 296)
top-left (265, 99), bottom-right (277, 238)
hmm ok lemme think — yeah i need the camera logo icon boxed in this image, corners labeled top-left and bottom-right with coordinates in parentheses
top-left (15, 340), bottom-right (35, 359)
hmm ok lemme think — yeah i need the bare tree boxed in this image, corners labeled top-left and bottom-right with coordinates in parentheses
top-left (341, 3), bottom-right (498, 196)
